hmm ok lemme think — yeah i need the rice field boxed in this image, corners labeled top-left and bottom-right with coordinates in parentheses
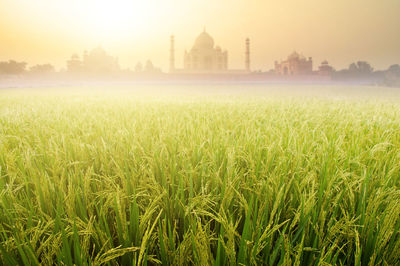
top-left (1, 86), bottom-right (400, 265)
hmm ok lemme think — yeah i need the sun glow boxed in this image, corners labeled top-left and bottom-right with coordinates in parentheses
top-left (2, 0), bottom-right (400, 70)
top-left (72, 0), bottom-right (161, 40)
top-left (9, 0), bottom-right (168, 42)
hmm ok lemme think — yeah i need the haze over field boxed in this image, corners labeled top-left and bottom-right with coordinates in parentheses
top-left (2, 85), bottom-right (400, 101)
top-left (1, 0), bottom-right (400, 71)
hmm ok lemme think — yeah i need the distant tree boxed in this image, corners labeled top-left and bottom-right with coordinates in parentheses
top-left (0, 60), bottom-right (27, 75)
top-left (30, 64), bottom-right (55, 74)
top-left (135, 62), bottom-right (143, 72)
top-left (332, 61), bottom-right (375, 81)
top-left (145, 60), bottom-right (154, 72)
top-left (67, 54), bottom-right (83, 73)
top-left (387, 64), bottom-right (400, 75)
top-left (348, 61), bottom-right (373, 75)
top-left (348, 63), bottom-right (357, 72)
top-left (384, 64), bottom-right (400, 87)
top-left (143, 60), bottom-right (162, 73)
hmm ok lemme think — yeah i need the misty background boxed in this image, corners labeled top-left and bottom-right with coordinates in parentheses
top-left (1, 0), bottom-right (400, 72)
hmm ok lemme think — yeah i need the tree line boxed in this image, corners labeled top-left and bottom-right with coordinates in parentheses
top-left (1, 58), bottom-right (399, 86)
top-left (0, 60), bottom-right (54, 75)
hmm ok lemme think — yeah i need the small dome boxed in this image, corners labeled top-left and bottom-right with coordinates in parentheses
top-left (321, 60), bottom-right (329, 65)
top-left (193, 31), bottom-right (214, 50)
top-left (90, 46), bottom-right (108, 57)
top-left (288, 51), bottom-right (300, 60)
top-left (71, 53), bottom-right (79, 60)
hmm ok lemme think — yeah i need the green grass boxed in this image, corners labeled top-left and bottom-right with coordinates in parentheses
top-left (0, 90), bottom-right (400, 265)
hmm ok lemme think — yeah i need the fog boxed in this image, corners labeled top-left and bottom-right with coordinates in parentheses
top-left (1, 78), bottom-right (400, 101)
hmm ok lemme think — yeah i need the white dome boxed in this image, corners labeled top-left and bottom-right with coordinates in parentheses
top-left (193, 31), bottom-right (214, 50)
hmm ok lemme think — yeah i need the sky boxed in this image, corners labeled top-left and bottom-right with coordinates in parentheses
top-left (0, 0), bottom-right (399, 72)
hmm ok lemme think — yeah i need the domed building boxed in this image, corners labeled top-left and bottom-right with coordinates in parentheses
top-left (182, 30), bottom-right (228, 73)
top-left (169, 29), bottom-right (251, 74)
top-left (275, 51), bottom-right (313, 75)
top-left (83, 47), bottom-right (119, 73)
top-left (318, 60), bottom-right (334, 76)
top-left (67, 46), bottom-right (119, 74)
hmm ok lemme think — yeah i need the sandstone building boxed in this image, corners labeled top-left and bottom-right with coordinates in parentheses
top-left (170, 29), bottom-right (250, 74)
top-left (275, 51), bottom-right (313, 75)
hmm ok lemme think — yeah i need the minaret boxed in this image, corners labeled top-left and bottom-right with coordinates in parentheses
top-left (169, 35), bottom-right (175, 73)
top-left (245, 38), bottom-right (250, 72)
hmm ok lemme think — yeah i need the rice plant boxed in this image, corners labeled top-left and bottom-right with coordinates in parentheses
top-left (0, 90), bottom-right (399, 265)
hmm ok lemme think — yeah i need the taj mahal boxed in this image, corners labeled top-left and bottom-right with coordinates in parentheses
top-left (170, 29), bottom-right (251, 74)
top-left (167, 29), bottom-right (335, 77)
top-left (65, 29), bottom-right (335, 77)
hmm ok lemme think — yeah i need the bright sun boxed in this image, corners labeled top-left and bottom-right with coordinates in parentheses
top-left (16, 0), bottom-right (172, 43)
top-left (90, 1), bottom-right (135, 30)
top-left (72, 0), bottom-right (160, 39)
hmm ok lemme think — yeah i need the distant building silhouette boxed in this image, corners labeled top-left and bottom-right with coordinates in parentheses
top-left (245, 38), bottom-right (251, 72)
top-left (170, 29), bottom-right (250, 74)
top-left (170, 35), bottom-right (175, 72)
top-left (83, 47), bottom-right (119, 73)
top-left (183, 29), bottom-right (228, 73)
top-left (135, 62), bottom-right (143, 73)
top-left (67, 47), bottom-right (119, 74)
top-left (275, 51), bottom-right (313, 75)
top-left (318, 60), bottom-right (334, 76)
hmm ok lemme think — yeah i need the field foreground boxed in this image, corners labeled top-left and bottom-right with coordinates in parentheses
top-left (1, 87), bottom-right (400, 265)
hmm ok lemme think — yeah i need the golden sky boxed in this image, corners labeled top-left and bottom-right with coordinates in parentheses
top-left (1, 0), bottom-right (399, 71)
